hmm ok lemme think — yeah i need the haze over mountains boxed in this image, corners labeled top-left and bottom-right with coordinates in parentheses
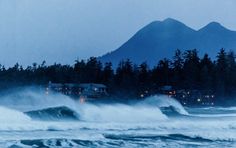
top-left (100, 18), bottom-right (236, 67)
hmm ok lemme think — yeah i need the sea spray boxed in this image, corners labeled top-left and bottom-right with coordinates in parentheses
top-left (1, 89), bottom-right (236, 146)
top-left (76, 95), bottom-right (190, 122)
top-left (77, 103), bottom-right (167, 122)
top-left (0, 106), bottom-right (31, 123)
top-left (0, 87), bottom-right (79, 112)
top-left (140, 95), bottom-right (189, 115)
top-left (0, 89), bottom-right (187, 122)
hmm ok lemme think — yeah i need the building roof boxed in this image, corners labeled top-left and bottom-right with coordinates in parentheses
top-left (79, 83), bottom-right (107, 88)
top-left (49, 82), bottom-right (106, 88)
top-left (160, 85), bottom-right (173, 91)
top-left (49, 83), bottom-right (64, 87)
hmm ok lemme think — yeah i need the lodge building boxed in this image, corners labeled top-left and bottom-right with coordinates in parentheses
top-left (46, 82), bottom-right (108, 99)
top-left (160, 85), bottom-right (215, 106)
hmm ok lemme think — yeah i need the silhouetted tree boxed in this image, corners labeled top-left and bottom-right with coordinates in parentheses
top-left (0, 48), bottom-right (236, 103)
top-left (172, 49), bottom-right (184, 88)
top-left (183, 49), bottom-right (200, 89)
top-left (199, 54), bottom-right (214, 91)
top-left (225, 51), bottom-right (236, 95)
top-left (137, 62), bottom-right (150, 93)
top-left (216, 48), bottom-right (227, 96)
top-left (102, 62), bottom-right (114, 85)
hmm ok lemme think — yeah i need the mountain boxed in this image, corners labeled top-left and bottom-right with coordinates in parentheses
top-left (99, 18), bottom-right (236, 67)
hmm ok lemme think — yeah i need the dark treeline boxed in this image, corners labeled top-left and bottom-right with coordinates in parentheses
top-left (0, 48), bottom-right (236, 104)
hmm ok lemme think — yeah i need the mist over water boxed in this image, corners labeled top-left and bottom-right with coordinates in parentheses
top-left (0, 106), bottom-right (30, 123)
top-left (139, 95), bottom-right (189, 115)
top-left (0, 88), bottom-right (236, 147)
top-left (78, 103), bottom-right (167, 122)
top-left (0, 88), bottom-right (186, 122)
top-left (0, 88), bottom-right (78, 112)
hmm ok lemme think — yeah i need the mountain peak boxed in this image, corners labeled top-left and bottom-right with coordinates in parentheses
top-left (143, 18), bottom-right (195, 33)
top-left (163, 18), bottom-right (179, 23)
top-left (160, 18), bottom-right (196, 32)
top-left (207, 22), bottom-right (225, 28)
top-left (147, 18), bottom-right (186, 27)
top-left (208, 21), bottom-right (222, 26)
top-left (100, 19), bottom-right (236, 67)
top-left (199, 21), bottom-right (228, 32)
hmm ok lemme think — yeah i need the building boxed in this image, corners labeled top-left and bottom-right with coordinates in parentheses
top-left (175, 89), bottom-right (215, 106)
top-left (78, 83), bottom-right (107, 98)
top-left (158, 85), bottom-right (215, 106)
top-left (159, 85), bottom-right (176, 97)
top-left (46, 82), bottom-right (108, 99)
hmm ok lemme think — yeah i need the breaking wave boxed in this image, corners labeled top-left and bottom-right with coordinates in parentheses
top-left (0, 92), bottom-right (191, 132)
top-left (1, 90), bottom-right (236, 147)
top-left (0, 92), bottom-right (190, 124)
top-left (5, 133), bottom-right (236, 148)
top-left (76, 95), bottom-right (188, 122)
top-left (77, 103), bottom-right (167, 122)
top-left (25, 106), bottom-right (80, 121)
top-left (140, 95), bottom-right (189, 115)
top-left (0, 106), bottom-right (31, 123)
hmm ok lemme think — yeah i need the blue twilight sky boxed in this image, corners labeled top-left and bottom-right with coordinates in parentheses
top-left (0, 0), bottom-right (235, 66)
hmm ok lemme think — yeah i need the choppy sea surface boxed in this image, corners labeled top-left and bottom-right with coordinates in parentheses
top-left (0, 90), bottom-right (236, 148)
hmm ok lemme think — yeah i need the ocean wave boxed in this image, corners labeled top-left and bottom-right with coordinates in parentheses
top-left (0, 92), bottom-right (236, 145)
top-left (0, 106), bottom-right (31, 123)
top-left (77, 103), bottom-right (167, 123)
top-left (139, 95), bottom-right (189, 115)
top-left (5, 133), bottom-right (236, 148)
top-left (104, 133), bottom-right (214, 142)
top-left (25, 106), bottom-right (80, 121)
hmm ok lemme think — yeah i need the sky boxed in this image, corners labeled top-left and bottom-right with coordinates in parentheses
top-left (0, 0), bottom-right (235, 66)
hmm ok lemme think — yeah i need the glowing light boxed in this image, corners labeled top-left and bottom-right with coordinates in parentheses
top-left (80, 97), bottom-right (85, 103)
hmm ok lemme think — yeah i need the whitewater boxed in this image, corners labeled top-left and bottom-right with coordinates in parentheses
top-left (0, 89), bottom-right (236, 147)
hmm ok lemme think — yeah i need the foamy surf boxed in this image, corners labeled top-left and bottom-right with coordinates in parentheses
top-left (0, 90), bottom-right (236, 147)
top-left (77, 103), bottom-right (167, 122)
top-left (0, 106), bottom-right (31, 123)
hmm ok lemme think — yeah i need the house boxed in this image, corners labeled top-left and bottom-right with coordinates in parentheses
top-left (159, 85), bottom-right (176, 97)
top-left (46, 82), bottom-right (108, 99)
top-left (78, 83), bottom-right (107, 98)
top-left (157, 85), bottom-right (215, 106)
top-left (175, 89), bottom-right (215, 106)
